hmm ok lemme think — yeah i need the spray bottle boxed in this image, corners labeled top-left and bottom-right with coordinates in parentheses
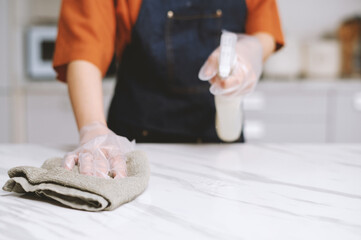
top-left (213, 31), bottom-right (243, 142)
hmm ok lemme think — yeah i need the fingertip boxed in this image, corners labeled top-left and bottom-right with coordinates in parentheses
top-left (198, 64), bottom-right (217, 81)
top-left (223, 75), bottom-right (240, 89)
top-left (111, 163), bottom-right (128, 179)
top-left (113, 170), bottom-right (127, 179)
top-left (220, 80), bottom-right (226, 88)
top-left (109, 155), bottom-right (128, 179)
top-left (96, 171), bottom-right (111, 179)
top-left (199, 50), bottom-right (219, 81)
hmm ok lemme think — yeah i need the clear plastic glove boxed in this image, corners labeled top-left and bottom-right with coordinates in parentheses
top-left (198, 32), bottom-right (263, 97)
top-left (62, 121), bottom-right (135, 179)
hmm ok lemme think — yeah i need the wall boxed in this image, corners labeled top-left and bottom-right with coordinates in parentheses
top-left (0, 0), bottom-right (10, 142)
top-left (278, 0), bottom-right (361, 39)
top-left (2, 0), bottom-right (61, 143)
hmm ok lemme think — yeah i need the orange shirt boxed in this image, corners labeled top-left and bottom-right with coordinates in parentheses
top-left (53, 0), bottom-right (284, 82)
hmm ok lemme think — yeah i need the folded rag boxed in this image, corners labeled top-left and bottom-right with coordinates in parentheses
top-left (2, 150), bottom-right (150, 211)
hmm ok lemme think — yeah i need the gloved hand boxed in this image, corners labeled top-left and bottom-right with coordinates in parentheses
top-left (198, 33), bottom-right (263, 97)
top-left (62, 121), bottom-right (135, 179)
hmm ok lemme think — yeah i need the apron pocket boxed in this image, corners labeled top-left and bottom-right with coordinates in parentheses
top-left (165, 8), bottom-right (222, 94)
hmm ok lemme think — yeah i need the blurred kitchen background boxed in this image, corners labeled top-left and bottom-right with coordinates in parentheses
top-left (0, 0), bottom-right (360, 147)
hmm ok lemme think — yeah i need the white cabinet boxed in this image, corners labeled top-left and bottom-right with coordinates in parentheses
top-left (244, 81), bottom-right (361, 143)
top-left (26, 91), bottom-right (78, 147)
top-left (244, 82), bottom-right (328, 142)
top-left (25, 81), bottom-right (115, 147)
top-left (23, 80), bottom-right (361, 145)
top-left (331, 89), bottom-right (361, 142)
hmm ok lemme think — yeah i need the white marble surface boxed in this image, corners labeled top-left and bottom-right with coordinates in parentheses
top-left (0, 143), bottom-right (361, 240)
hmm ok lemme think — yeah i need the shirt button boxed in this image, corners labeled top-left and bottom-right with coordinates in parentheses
top-left (216, 9), bottom-right (222, 17)
top-left (142, 130), bottom-right (149, 137)
top-left (167, 10), bottom-right (174, 18)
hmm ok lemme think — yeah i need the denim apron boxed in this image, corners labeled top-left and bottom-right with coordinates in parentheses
top-left (107, 0), bottom-right (247, 143)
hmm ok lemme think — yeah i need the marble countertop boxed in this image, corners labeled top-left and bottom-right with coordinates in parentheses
top-left (0, 143), bottom-right (361, 240)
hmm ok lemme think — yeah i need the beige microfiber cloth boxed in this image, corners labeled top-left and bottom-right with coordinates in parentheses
top-left (2, 150), bottom-right (150, 211)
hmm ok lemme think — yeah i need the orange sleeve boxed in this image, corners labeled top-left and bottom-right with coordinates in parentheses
top-left (52, 0), bottom-right (116, 82)
top-left (245, 0), bottom-right (285, 50)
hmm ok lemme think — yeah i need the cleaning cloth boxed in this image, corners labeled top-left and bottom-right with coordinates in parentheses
top-left (2, 150), bottom-right (150, 211)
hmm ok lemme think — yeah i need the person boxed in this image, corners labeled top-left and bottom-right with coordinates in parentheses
top-left (52, 0), bottom-right (284, 179)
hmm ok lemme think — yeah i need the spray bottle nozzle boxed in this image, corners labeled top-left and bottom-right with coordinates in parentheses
top-left (219, 31), bottom-right (237, 79)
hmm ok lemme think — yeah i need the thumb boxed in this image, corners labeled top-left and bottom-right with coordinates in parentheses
top-left (198, 48), bottom-right (219, 81)
top-left (62, 152), bottom-right (78, 170)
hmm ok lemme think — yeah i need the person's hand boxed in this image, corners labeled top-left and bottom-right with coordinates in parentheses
top-left (198, 33), bottom-right (263, 97)
top-left (62, 121), bottom-right (135, 179)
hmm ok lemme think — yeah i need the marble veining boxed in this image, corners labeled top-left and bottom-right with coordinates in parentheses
top-left (0, 143), bottom-right (361, 240)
